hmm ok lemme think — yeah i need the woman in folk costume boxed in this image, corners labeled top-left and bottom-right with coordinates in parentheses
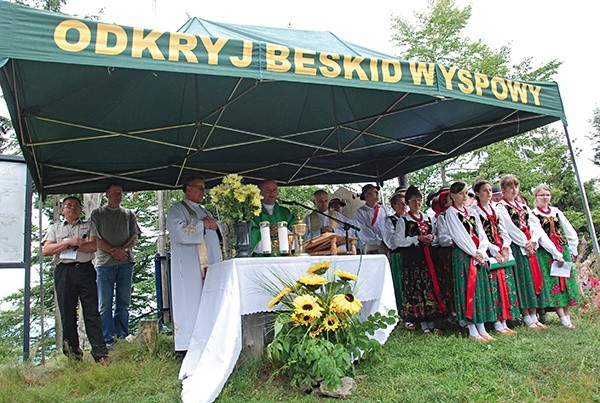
top-left (496, 174), bottom-right (550, 330)
top-left (431, 188), bottom-right (455, 318)
top-left (470, 179), bottom-right (520, 335)
top-left (386, 186), bottom-right (447, 334)
top-left (531, 184), bottom-right (582, 329)
top-left (445, 181), bottom-right (497, 341)
top-left (383, 192), bottom-right (407, 320)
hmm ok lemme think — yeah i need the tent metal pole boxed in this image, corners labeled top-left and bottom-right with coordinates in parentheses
top-left (22, 173), bottom-right (33, 362)
top-left (563, 122), bottom-right (599, 253)
top-left (39, 195), bottom-right (45, 364)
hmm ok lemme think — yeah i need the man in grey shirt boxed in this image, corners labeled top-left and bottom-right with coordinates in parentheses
top-left (90, 183), bottom-right (141, 346)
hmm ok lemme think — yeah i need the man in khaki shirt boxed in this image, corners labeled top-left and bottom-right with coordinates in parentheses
top-left (42, 196), bottom-right (109, 364)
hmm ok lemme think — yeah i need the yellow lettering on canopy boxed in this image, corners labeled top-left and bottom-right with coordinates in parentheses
top-left (457, 69), bottom-right (474, 94)
top-left (95, 23), bottom-right (127, 56)
top-left (410, 62), bottom-right (435, 85)
top-left (490, 77), bottom-right (508, 100)
top-left (474, 72), bottom-right (489, 96)
top-left (382, 60), bottom-right (401, 83)
top-left (438, 65), bottom-right (457, 90)
top-left (506, 80), bottom-right (529, 103)
top-left (528, 84), bottom-right (542, 106)
top-left (200, 36), bottom-right (227, 65)
top-left (266, 43), bottom-right (291, 72)
top-left (168, 33), bottom-right (198, 63)
top-left (295, 48), bottom-right (317, 76)
top-left (319, 53), bottom-right (341, 78)
top-left (370, 58), bottom-right (379, 81)
top-left (343, 56), bottom-right (367, 80)
top-left (54, 20), bottom-right (91, 52)
top-left (230, 40), bottom-right (252, 68)
top-left (131, 27), bottom-right (165, 60)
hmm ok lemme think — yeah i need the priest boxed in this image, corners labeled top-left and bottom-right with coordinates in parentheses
top-left (303, 190), bottom-right (354, 245)
top-left (250, 179), bottom-right (296, 255)
top-left (167, 176), bottom-right (223, 356)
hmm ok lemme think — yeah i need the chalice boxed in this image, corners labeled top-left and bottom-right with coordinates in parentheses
top-left (292, 216), bottom-right (308, 256)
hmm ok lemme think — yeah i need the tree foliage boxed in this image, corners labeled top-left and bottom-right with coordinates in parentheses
top-left (591, 106), bottom-right (600, 168)
top-left (14, 0), bottom-right (65, 12)
top-left (395, 0), bottom-right (598, 244)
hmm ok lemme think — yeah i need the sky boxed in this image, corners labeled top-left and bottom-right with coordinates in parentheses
top-left (1, 0), bottom-right (599, 299)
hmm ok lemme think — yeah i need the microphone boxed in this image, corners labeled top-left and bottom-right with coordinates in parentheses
top-left (278, 199), bottom-right (297, 205)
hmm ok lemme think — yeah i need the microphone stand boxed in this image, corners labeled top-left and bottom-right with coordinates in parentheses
top-left (279, 200), bottom-right (360, 251)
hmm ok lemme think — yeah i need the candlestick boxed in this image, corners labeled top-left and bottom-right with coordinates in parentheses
top-left (259, 221), bottom-right (271, 256)
top-left (277, 221), bottom-right (289, 255)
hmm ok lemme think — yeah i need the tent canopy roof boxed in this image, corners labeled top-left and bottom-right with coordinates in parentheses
top-left (0, 2), bottom-right (566, 195)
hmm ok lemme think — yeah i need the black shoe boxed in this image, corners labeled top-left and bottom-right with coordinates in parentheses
top-left (63, 344), bottom-right (83, 360)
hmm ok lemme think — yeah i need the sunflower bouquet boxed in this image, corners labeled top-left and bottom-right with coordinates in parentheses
top-left (265, 261), bottom-right (397, 393)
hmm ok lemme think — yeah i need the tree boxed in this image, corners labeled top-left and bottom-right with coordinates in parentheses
top-left (391, 0), bottom-right (560, 80)
top-left (390, 0), bottom-right (600, 245)
top-left (393, 1), bottom-right (560, 186)
top-left (591, 106), bottom-right (600, 168)
top-left (14, 0), bottom-right (65, 12)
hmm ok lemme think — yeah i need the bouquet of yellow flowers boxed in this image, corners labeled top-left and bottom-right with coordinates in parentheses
top-left (265, 261), bottom-right (397, 393)
top-left (209, 174), bottom-right (262, 223)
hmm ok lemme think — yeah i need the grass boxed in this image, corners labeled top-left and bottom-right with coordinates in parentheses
top-left (1, 310), bottom-right (599, 402)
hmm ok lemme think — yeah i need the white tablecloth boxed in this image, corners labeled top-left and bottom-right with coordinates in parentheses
top-left (179, 255), bottom-right (397, 403)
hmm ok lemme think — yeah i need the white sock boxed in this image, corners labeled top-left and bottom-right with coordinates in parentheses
top-left (560, 316), bottom-right (569, 326)
top-left (566, 315), bottom-right (573, 325)
top-left (494, 321), bottom-right (504, 331)
top-left (523, 314), bottom-right (534, 326)
top-left (467, 324), bottom-right (479, 337)
top-left (475, 323), bottom-right (489, 336)
top-left (420, 321), bottom-right (429, 331)
top-left (427, 321), bottom-right (435, 330)
top-left (458, 319), bottom-right (468, 328)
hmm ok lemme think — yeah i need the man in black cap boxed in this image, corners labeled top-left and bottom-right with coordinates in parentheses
top-left (354, 184), bottom-right (390, 254)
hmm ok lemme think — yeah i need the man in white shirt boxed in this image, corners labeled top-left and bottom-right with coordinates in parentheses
top-left (354, 184), bottom-right (390, 254)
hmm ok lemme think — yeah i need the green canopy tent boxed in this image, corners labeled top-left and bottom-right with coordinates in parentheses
top-left (0, 2), bottom-right (567, 195)
top-left (1, 1), bottom-right (598, 367)
top-left (0, 2), bottom-right (596, 248)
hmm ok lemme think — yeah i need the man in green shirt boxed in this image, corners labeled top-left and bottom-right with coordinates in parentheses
top-left (250, 179), bottom-right (295, 255)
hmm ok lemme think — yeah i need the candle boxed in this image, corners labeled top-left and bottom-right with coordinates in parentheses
top-left (277, 221), bottom-right (289, 255)
top-left (259, 221), bottom-right (271, 255)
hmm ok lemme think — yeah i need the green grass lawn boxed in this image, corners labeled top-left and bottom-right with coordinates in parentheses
top-left (1, 310), bottom-right (599, 402)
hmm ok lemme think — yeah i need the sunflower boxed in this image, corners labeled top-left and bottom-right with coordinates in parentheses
top-left (297, 275), bottom-right (328, 288)
top-left (292, 294), bottom-right (324, 318)
top-left (307, 261), bottom-right (331, 275)
top-left (267, 287), bottom-right (293, 309)
top-left (335, 270), bottom-right (358, 281)
top-left (330, 293), bottom-right (362, 315)
top-left (309, 324), bottom-right (323, 337)
top-left (322, 314), bottom-right (341, 331)
top-left (291, 312), bottom-right (316, 327)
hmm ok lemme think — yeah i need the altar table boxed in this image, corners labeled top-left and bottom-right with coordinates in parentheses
top-left (179, 255), bottom-right (398, 403)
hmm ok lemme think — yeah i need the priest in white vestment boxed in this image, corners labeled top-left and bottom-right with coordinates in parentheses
top-left (167, 176), bottom-right (223, 353)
